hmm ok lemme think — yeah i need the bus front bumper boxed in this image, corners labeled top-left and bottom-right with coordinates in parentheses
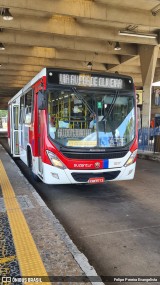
top-left (42, 162), bottom-right (136, 184)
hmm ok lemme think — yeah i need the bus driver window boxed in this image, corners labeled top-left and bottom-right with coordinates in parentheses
top-left (49, 115), bottom-right (56, 139)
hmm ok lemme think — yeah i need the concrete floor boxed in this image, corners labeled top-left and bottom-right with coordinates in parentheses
top-left (34, 159), bottom-right (160, 278)
top-left (1, 138), bottom-right (160, 279)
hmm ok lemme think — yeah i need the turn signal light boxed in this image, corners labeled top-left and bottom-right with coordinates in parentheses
top-left (46, 151), bottom-right (66, 169)
top-left (124, 150), bottom-right (137, 167)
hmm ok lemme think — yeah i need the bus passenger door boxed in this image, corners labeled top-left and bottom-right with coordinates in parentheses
top-left (11, 104), bottom-right (20, 157)
top-left (37, 90), bottom-right (46, 177)
top-left (37, 109), bottom-right (43, 176)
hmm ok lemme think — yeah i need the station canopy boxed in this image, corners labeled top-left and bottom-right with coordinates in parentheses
top-left (1, 0), bottom-right (160, 109)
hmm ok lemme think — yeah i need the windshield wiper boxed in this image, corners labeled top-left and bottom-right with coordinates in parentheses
top-left (72, 87), bottom-right (95, 115)
top-left (99, 91), bottom-right (119, 138)
top-left (101, 91), bottom-right (119, 121)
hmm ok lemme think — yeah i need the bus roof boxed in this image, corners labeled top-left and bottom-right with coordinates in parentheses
top-left (8, 68), bottom-right (46, 104)
top-left (8, 67), bottom-right (133, 104)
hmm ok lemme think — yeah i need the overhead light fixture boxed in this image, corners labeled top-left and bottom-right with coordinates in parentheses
top-left (151, 4), bottom-right (160, 16)
top-left (87, 61), bottom-right (92, 69)
top-left (0, 43), bottom-right (5, 50)
top-left (119, 30), bottom-right (157, 39)
top-left (0, 64), bottom-right (1, 67)
top-left (2, 8), bottom-right (13, 20)
top-left (114, 42), bottom-right (121, 51)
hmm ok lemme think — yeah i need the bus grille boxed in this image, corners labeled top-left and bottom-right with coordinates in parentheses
top-left (62, 151), bottom-right (128, 159)
top-left (71, 171), bottom-right (121, 182)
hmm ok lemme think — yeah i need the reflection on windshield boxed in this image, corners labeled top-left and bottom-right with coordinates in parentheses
top-left (48, 89), bottom-right (135, 148)
top-left (83, 108), bottom-right (134, 147)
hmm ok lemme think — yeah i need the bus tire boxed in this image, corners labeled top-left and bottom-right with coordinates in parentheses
top-left (31, 170), bottom-right (41, 182)
top-left (27, 147), bottom-right (41, 182)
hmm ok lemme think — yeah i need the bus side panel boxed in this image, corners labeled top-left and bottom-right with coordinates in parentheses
top-left (28, 79), bottom-right (48, 177)
top-left (8, 104), bottom-right (11, 148)
top-left (30, 79), bottom-right (46, 158)
top-left (29, 89), bottom-right (39, 158)
top-left (37, 109), bottom-right (49, 176)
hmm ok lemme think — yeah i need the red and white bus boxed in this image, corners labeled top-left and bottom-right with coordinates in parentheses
top-left (8, 68), bottom-right (137, 184)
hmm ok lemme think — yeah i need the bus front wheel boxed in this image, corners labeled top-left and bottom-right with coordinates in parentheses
top-left (27, 147), bottom-right (41, 182)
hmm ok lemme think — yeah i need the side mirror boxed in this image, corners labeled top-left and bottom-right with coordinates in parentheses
top-left (38, 91), bottom-right (46, 110)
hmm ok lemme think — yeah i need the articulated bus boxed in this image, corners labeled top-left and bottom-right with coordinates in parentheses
top-left (8, 68), bottom-right (137, 184)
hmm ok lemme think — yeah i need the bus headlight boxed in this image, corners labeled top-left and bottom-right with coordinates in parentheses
top-left (46, 151), bottom-right (67, 169)
top-left (124, 150), bottom-right (137, 167)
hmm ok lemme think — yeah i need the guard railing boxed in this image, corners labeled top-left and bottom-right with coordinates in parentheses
top-left (138, 127), bottom-right (160, 152)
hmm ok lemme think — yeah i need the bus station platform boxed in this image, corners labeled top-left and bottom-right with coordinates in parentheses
top-left (138, 150), bottom-right (160, 163)
top-left (0, 144), bottom-right (102, 285)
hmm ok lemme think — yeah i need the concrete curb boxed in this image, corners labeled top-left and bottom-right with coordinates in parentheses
top-left (138, 153), bottom-right (160, 162)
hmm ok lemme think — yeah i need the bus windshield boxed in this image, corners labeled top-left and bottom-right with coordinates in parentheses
top-left (47, 88), bottom-right (135, 148)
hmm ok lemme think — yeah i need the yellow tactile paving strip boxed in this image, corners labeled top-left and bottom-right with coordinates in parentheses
top-left (0, 160), bottom-right (51, 285)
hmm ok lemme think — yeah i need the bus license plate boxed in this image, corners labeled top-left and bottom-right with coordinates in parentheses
top-left (88, 177), bottom-right (105, 184)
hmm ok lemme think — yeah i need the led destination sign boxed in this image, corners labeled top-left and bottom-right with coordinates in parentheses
top-left (57, 128), bottom-right (92, 138)
top-left (59, 74), bottom-right (123, 89)
top-left (47, 71), bottom-right (131, 89)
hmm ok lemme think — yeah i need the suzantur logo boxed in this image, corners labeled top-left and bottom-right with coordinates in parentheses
top-left (74, 164), bottom-right (93, 168)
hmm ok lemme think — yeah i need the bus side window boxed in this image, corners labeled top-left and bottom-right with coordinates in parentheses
top-left (24, 90), bottom-right (33, 124)
top-left (19, 95), bottom-right (25, 124)
top-left (25, 106), bottom-right (32, 124)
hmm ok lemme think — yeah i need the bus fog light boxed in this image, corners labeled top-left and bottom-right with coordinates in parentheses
top-left (46, 150), bottom-right (66, 170)
top-left (124, 150), bottom-right (137, 167)
top-left (51, 173), bottom-right (59, 179)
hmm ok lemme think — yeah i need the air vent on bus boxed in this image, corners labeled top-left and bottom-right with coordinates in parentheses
top-left (62, 151), bottom-right (128, 160)
top-left (71, 171), bottom-right (121, 182)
